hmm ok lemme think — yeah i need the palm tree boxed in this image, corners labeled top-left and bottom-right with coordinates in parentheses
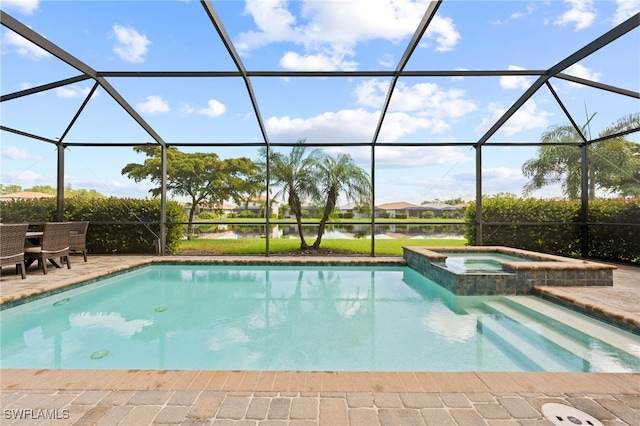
top-left (311, 152), bottom-right (371, 248)
top-left (522, 113), bottom-right (640, 199)
top-left (260, 140), bottom-right (321, 249)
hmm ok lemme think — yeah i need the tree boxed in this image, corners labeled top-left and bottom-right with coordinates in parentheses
top-left (611, 141), bottom-right (640, 197)
top-left (64, 184), bottom-right (104, 199)
top-left (0, 184), bottom-right (23, 194)
top-left (122, 146), bottom-right (262, 236)
top-left (311, 152), bottom-right (371, 248)
top-left (259, 140), bottom-right (320, 249)
top-left (261, 140), bottom-right (371, 250)
top-left (25, 185), bottom-right (56, 195)
top-left (522, 113), bottom-right (640, 199)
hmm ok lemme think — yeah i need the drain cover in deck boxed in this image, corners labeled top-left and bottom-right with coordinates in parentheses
top-left (542, 403), bottom-right (603, 426)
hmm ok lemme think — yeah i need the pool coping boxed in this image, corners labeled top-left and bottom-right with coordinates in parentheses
top-left (2, 368), bottom-right (639, 395)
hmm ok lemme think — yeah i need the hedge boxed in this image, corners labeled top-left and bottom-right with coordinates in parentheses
top-left (464, 195), bottom-right (639, 263)
top-left (0, 197), bottom-right (186, 254)
top-left (587, 198), bottom-right (640, 263)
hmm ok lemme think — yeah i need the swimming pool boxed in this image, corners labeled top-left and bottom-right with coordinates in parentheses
top-left (443, 252), bottom-right (533, 273)
top-left (1, 264), bottom-right (638, 372)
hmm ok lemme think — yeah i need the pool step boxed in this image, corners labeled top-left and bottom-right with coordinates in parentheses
top-left (482, 299), bottom-right (640, 372)
top-left (482, 301), bottom-right (595, 364)
top-left (466, 308), bottom-right (569, 371)
top-left (500, 296), bottom-right (639, 356)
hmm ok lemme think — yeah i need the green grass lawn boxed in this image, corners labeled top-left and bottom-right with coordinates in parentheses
top-left (178, 237), bottom-right (467, 255)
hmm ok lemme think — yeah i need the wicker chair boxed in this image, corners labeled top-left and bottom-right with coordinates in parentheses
top-left (0, 223), bottom-right (29, 279)
top-left (24, 222), bottom-right (72, 274)
top-left (69, 221), bottom-right (89, 262)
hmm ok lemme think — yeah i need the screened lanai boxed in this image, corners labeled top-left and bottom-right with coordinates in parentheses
top-left (1, 1), bottom-right (639, 258)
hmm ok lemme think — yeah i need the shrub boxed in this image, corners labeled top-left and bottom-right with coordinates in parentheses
top-left (197, 211), bottom-right (216, 219)
top-left (588, 197), bottom-right (640, 263)
top-left (464, 195), bottom-right (638, 263)
top-left (0, 197), bottom-right (186, 254)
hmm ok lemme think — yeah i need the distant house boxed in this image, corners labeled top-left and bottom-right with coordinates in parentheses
top-left (375, 201), bottom-right (460, 218)
top-left (376, 202), bottom-right (428, 218)
top-left (282, 204), bottom-right (321, 219)
top-left (337, 202), bottom-right (373, 219)
top-left (234, 196), bottom-right (279, 217)
top-left (0, 191), bottom-right (54, 201)
top-left (184, 201), bottom-right (236, 217)
top-left (420, 202), bottom-right (460, 216)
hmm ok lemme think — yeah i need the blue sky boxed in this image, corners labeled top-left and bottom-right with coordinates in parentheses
top-left (1, 0), bottom-right (639, 204)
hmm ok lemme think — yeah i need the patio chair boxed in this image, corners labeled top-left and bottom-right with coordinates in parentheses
top-left (69, 221), bottom-right (89, 262)
top-left (0, 223), bottom-right (29, 279)
top-left (24, 222), bottom-right (72, 274)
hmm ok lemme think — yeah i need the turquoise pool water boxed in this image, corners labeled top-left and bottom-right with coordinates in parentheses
top-left (1, 264), bottom-right (638, 372)
top-left (443, 252), bottom-right (535, 273)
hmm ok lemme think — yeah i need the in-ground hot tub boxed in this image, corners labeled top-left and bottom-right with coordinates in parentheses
top-left (403, 246), bottom-right (615, 296)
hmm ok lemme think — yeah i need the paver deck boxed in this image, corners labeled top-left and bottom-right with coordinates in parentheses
top-left (1, 254), bottom-right (639, 425)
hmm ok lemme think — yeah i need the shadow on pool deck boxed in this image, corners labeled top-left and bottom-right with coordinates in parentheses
top-left (1, 254), bottom-right (639, 425)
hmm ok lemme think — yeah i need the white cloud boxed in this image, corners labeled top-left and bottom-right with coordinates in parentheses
top-left (197, 99), bottom-right (227, 118)
top-left (280, 51), bottom-right (357, 71)
top-left (390, 83), bottom-right (477, 118)
top-left (55, 86), bottom-right (99, 99)
top-left (474, 100), bottom-right (552, 137)
top-left (0, 170), bottom-right (48, 185)
top-left (266, 108), bottom-right (377, 142)
top-left (1, 29), bottom-right (51, 60)
top-left (354, 79), bottom-right (390, 108)
top-left (2, 145), bottom-right (32, 160)
top-left (112, 24), bottom-right (151, 63)
top-left (267, 79), bottom-right (478, 143)
top-left (136, 96), bottom-right (170, 114)
top-left (237, 0), bottom-right (460, 70)
top-left (424, 16), bottom-right (461, 52)
top-left (380, 111), bottom-right (449, 140)
top-left (612, 0), bottom-right (640, 25)
top-left (235, 0), bottom-right (299, 52)
top-left (510, 4), bottom-right (536, 21)
top-left (452, 167), bottom-right (528, 195)
top-left (554, 0), bottom-right (596, 30)
top-left (375, 146), bottom-right (472, 168)
top-left (180, 103), bottom-right (196, 115)
top-left (1, 0), bottom-right (39, 15)
top-left (563, 63), bottom-right (602, 87)
top-left (266, 107), bottom-right (453, 144)
top-left (378, 53), bottom-right (395, 68)
top-left (492, 4), bottom-right (536, 25)
top-left (500, 65), bottom-right (533, 90)
top-left (355, 79), bottom-right (477, 118)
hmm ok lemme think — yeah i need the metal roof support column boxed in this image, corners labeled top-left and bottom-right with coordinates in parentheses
top-left (56, 145), bottom-right (65, 221)
top-left (580, 144), bottom-right (589, 258)
top-left (370, 144), bottom-right (376, 257)
top-left (160, 145), bottom-right (167, 255)
top-left (475, 145), bottom-right (483, 246)
top-left (265, 147), bottom-right (270, 256)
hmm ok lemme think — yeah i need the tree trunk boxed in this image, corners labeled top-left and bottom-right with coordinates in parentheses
top-left (187, 197), bottom-right (197, 240)
top-left (290, 194), bottom-right (308, 249)
top-left (588, 168), bottom-right (596, 200)
top-left (312, 188), bottom-right (336, 249)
